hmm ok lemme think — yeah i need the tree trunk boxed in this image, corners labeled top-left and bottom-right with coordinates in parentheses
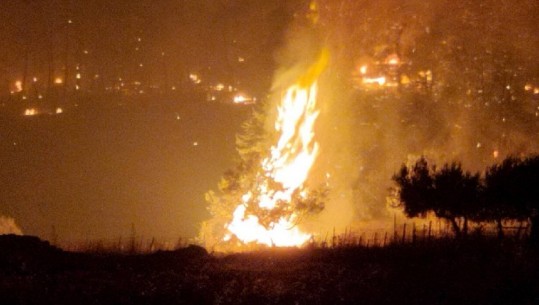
top-left (496, 219), bottom-right (504, 240)
top-left (449, 218), bottom-right (461, 238)
top-left (530, 215), bottom-right (539, 245)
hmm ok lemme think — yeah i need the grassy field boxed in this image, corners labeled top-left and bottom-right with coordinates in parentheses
top-left (0, 234), bottom-right (538, 305)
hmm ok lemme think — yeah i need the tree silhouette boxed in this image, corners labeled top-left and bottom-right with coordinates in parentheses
top-left (393, 158), bottom-right (480, 237)
top-left (431, 163), bottom-right (481, 237)
top-left (483, 157), bottom-right (526, 238)
top-left (484, 156), bottom-right (539, 242)
top-left (392, 157), bottom-right (433, 218)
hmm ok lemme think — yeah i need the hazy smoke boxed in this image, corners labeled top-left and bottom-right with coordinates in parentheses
top-left (319, 0), bottom-right (539, 233)
top-left (268, 0), bottom-right (539, 235)
top-left (0, 216), bottom-right (23, 235)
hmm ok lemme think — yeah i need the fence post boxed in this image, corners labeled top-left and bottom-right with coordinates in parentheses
top-left (402, 223), bottom-right (407, 244)
top-left (393, 213), bottom-right (398, 243)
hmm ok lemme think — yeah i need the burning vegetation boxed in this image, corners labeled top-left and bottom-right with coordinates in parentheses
top-left (201, 0), bottom-right (539, 251)
top-left (223, 49), bottom-right (329, 247)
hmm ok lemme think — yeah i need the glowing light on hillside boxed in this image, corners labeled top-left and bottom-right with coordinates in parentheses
top-left (359, 65), bottom-right (368, 75)
top-left (224, 49), bottom-right (329, 248)
top-left (233, 94), bottom-right (255, 105)
top-left (15, 81), bottom-right (23, 92)
top-left (386, 54), bottom-right (400, 66)
top-left (54, 77), bottom-right (63, 85)
top-left (24, 108), bottom-right (38, 116)
top-left (189, 73), bottom-right (201, 84)
top-left (363, 76), bottom-right (386, 86)
top-left (214, 83), bottom-right (225, 91)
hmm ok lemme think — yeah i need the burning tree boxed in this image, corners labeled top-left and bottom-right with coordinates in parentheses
top-left (200, 49), bottom-right (330, 251)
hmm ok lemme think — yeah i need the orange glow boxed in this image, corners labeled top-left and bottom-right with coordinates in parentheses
top-left (54, 77), bottom-right (63, 85)
top-left (363, 76), bottom-right (386, 86)
top-left (359, 65), bottom-right (368, 75)
top-left (224, 49), bottom-right (329, 248)
top-left (233, 94), bottom-right (255, 105)
top-left (386, 54), bottom-right (400, 65)
top-left (15, 81), bottom-right (23, 92)
top-left (24, 108), bottom-right (38, 116)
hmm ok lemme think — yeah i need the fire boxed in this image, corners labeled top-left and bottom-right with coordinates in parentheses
top-left (224, 49), bottom-right (329, 248)
top-left (363, 76), bottom-right (386, 86)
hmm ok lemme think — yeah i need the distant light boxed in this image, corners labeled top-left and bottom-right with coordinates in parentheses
top-left (139, 63), bottom-right (143, 67)
top-left (233, 94), bottom-right (254, 104)
top-left (94, 74), bottom-right (100, 79)
top-left (76, 73), bottom-right (81, 80)
top-left (524, 84), bottom-right (532, 91)
top-left (363, 76), bottom-right (386, 86)
top-left (534, 88), bottom-right (539, 95)
top-left (15, 80), bottom-right (23, 92)
top-left (476, 142), bottom-right (482, 148)
top-left (68, 19), bottom-right (73, 24)
top-left (24, 108), bottom-right (38, 116)
top-left (493, 150), bottom-right (499, 158)
top-left (189, 73), bottom-right (201, 84)
top-left (38, 95), bottom-right (43, 99)
top-left (359, 65), bottom-right (367, 75)
top-left (171, 86), bottom-right (176, 91)
top-left (215, 83), bottom-right (225, 91)
top-left (176, 114), bottom-right (181, 120)
top-left (75, 85), bottom-right (80, 90)
top-left (55, 107), bottom-right (63, 114)
top-left (83, 50), bottom-right (89, 54)
top-left (386, 54), bottom-right (400, 65)
top-left (22, 95), bottom-right (27, 100)
top-left (137, 37), bottom-right (142, 42)
top-left (193, 142), bottom-right (199, 146)
top-left (238, 57), bottom-right (245, 62)
top-left (32, 77), bottom-right (38, 83)
top-left (54, 77), bottom-right (63, 84)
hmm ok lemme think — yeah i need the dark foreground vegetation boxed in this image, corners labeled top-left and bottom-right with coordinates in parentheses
top-left (0, 234), bottom-right (538, 305)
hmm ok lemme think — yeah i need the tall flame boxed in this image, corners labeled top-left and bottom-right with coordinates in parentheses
top-left (224, 49), bottom-right (329, 247)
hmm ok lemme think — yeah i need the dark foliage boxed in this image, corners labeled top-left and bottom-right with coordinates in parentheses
top-left (393, 155), bottom-right (539, 242)
top-left (393, 158), bottom-right (480, 236)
